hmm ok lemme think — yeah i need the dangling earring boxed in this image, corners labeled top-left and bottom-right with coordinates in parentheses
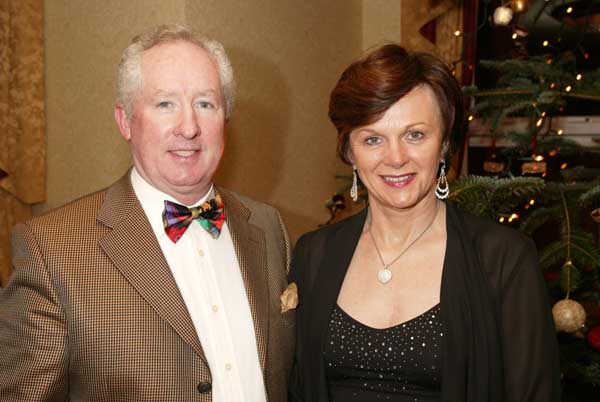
top-left (350, 165), bottom-right (358, 202)
top-left (435, 160), bottom-right (449, 200)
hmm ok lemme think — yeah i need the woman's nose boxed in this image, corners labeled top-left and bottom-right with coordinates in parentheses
top-left (384, 140), bottom-right (408, 168)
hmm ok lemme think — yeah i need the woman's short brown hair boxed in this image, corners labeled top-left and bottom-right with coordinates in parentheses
top-left (329, 44), bottom-right (464, 165)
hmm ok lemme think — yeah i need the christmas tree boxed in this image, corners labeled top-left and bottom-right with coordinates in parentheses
top-left (456, 2), bottom-right (600, 398)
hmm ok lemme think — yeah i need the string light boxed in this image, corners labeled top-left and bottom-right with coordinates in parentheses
top-left (546, 58), bottom-right (553, 64)
top-left (566, 6), bottom-right (573, 13)
top-left (550, 82), bottom-right (556, 88)
top-left (534, 155), bottom-right (544, 162)
top-left (529, 199), bottom-right (535, 205)
top-left (576, 74), bottom-right (582, 81)
top-left (543, 40), bottom-right (549, 47)
top-left (499, 216), bottom-right (505, 223)
top-left (549, 149), bottom-right (557, 156)
top-left (454, 30), bottom-right (461, 37)
top-left (468, 115), bottom-right (475, 121)
top-left (508, 213), bottom-right (519, 223)
top-left (557, 129), bottom-right (564, 135)
top-left (536, 118), bottom-right (544, 127)
top-left (565, 85), bottom-right (572, 92)
top-left (561, 162), bottom-right (568, 170)
top-left (512, 33), bottom-right (518, 39)
top-left (541, 111), bottom-right (547, 117)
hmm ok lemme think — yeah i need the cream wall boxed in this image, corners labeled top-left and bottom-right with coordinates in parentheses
top-left (40, 1), bottom-right (365, 241)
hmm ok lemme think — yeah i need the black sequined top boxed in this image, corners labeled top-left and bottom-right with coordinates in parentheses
top-left (323, 303), bottom-right (443, 402)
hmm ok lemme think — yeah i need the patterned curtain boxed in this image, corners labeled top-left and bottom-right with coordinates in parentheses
top-left (0, 0), bottom-right (45, 286)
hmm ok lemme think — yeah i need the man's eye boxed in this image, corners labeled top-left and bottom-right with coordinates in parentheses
top-left (197, 101), bottom-right (214, 109)
top-left (157, 101), bottom-right (173, 109)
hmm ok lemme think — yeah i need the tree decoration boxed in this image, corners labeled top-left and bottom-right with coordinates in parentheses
top-left (553, 298), bottom-right (587, 333)
top-left (493, 6), bottom-right (513, 26)
top-left (588, 326), bottom-right (600, 351)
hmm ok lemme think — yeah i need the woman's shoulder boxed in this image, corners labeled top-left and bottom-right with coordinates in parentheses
top-left (295, 208), bottom-right (367, 249)
top-left (447, 202), bottom-right (532, 250)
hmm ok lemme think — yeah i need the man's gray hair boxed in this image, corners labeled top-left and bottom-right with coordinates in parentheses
top-left (116, 24), bottom-right (235, 119)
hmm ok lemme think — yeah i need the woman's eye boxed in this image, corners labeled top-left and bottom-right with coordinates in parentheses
top-left (364, 136), bottom-right (382, 146)
top-left (406, 131), bottom-right (424, 141)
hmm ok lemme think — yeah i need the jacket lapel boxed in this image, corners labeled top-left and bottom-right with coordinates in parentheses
top-left (97, 174), bottom-right (206, 362)
top-left (218, 188), bottom-right (269, 373)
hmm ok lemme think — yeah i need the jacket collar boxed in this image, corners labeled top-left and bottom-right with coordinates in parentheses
top-left (96, 174), bottom-right (270, 374)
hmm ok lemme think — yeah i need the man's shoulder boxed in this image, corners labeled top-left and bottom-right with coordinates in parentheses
top-left (25, 188), bottom-right (109, 231)
top-left (217, 187), bottom-right (281, 222)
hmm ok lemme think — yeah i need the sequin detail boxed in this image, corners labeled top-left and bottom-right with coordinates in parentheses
top-left (324, 304), bottom-right (443, 402)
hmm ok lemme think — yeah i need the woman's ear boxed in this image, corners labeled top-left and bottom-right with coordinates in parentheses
top-left (440, 141), bottom-right (450, 160)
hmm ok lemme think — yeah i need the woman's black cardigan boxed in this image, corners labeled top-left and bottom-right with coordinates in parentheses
top-left (288, 202), bottom-right (561, 402)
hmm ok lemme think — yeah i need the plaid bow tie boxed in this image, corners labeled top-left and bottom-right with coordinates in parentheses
top-left (162, 195), bottom-right (225, 243)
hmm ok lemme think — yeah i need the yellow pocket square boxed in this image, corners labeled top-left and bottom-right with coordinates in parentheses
top-left (280, 282), bottom-right (298, 313)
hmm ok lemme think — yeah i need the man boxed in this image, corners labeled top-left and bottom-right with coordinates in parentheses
top-left (0, 24), bottom-right (295, 402)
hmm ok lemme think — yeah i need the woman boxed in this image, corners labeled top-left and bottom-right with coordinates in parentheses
top-left (288, 45), bottom-right (560, 402)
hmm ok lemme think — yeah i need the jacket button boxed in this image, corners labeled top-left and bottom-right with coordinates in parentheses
top-left (197, 382), bottom-right (212, 394)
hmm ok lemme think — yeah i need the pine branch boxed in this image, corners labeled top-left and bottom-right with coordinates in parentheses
top-left (580, 184), bottom-right (600, 207)
top-left (450, 176), bottom-right (544, 218)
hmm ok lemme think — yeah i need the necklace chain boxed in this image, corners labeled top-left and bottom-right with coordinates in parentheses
top-left (368, 201), bottom-right (440, 272)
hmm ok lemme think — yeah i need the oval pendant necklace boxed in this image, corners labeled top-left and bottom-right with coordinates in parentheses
top-left (369, 201), bottom-right (440, 284)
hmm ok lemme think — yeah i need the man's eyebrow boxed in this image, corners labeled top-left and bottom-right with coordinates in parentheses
top-left (150, 89), bottom-right (220, 97)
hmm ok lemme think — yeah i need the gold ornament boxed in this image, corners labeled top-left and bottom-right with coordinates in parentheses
top-left (552, 299), bottom-right (586, 333)
top-left (592, 207), bottom-right (600, 224)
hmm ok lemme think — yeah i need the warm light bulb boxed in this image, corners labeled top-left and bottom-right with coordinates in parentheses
top-left (541, 111), bottom-right (546, 117)
top-left (561, 162), bottom-right (568, 170)
top-left (512, 33), bottom-right (518, 39)
top-left (557, 129), bottom-right (564, 136)
top-left (534, 155), bottom-right (544, 162)
top-left (493, 6), bottom-right (513, 26)
top-left (536, 118), bottom-right (543, 127)
top-left (576, 74), bottom-right (582, 80)
top-left (468, 115), bottom-right (475, 121)
top-left (499, 217), bottom-right (505, 223)
top-left (543, 40), bottom-right (549, 47)
top-left (512, 0), bottom-right (527, 12)
top-left (565, 85), bottom-right (572, 92)
top-left (550, 82), bottom-right (556, 88)
top-left (529, 199), bottom-right (535, 205)
top-left (566, 6), bottom-right (573, 13)
top-left (454, 30), bottom-right (461, 36)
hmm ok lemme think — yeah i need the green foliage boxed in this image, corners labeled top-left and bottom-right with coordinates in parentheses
top-left (559, 260), bottom-right (581, 293)
top-left (450, 176), bottom-right (544, 219)
top-left (580, 184), bottom-right (600, 207)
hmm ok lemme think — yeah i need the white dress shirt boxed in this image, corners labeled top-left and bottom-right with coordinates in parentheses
top-left (131, 168), bottom-right (267, 402)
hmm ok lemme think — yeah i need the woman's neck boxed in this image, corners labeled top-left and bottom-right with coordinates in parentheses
top-left (367, 195), bottom-right (442, 247)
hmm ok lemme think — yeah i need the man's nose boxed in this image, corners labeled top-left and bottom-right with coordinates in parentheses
top-left (177, 105), bottom-right (200, 138)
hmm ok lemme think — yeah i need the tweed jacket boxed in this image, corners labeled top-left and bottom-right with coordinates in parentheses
top-left (0, 172), bottom-right (295, 402)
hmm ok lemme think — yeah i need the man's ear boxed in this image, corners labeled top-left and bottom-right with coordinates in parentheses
top-left (114, 104), bottom-right (131, 141)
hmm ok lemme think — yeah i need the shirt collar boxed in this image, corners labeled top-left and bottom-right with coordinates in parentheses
top-left (130, 167), bottom-right (214, 240)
